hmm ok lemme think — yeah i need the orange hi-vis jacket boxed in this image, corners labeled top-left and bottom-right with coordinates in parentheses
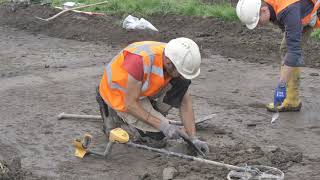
top-left (99, 41), bottom-right (172, 112)
top-left (265, 0), bottom-right (320, 28)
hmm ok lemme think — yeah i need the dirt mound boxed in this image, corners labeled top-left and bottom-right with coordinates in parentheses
top-left (134, 141), bottom-right (302, 179)
top-left (0, 141), bottom-right (25, 180)
top-left (1, 4), bottom-right (320, 68)
top-left (0, 159), bottom-right (24, 180)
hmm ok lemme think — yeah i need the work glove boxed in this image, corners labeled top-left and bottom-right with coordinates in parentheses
top-left (273, 82), bottom-right (286, 107)
top-left (159, 121), bottom-right (181, 139)
top-left (192, 138), bottom-right (209, 155)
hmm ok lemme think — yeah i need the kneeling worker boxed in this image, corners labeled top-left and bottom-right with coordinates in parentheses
top-left (96, 37), bottom-right (209, 154)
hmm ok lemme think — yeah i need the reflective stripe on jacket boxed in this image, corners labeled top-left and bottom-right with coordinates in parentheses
top-left (99, 41), bottom-right (172, 112)
top-left (265, 0), bottom-right (320, 28)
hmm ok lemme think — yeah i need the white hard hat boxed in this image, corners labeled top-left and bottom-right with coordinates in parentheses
top-left (236, 0), bottom-right (261, 29)
top-left (165, 37), bottom-right (201, 79)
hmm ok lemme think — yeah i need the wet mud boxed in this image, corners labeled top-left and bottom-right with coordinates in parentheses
top-left (0, 141), bottom-right (34, 180)
top-left (1, 4), bottom-right (320, 180)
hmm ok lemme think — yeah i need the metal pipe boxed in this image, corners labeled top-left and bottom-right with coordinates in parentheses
top-left (126, 142), bottom-right (245, 172)
top-left (88, 142), bottom-right (114, 157)
top-left (57, 112), bottom-right (216, 125)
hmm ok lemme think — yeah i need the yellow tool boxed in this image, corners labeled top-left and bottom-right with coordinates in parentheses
top-left (108, 128), bottom-right (129, 144)
top-left (73, 133), bottom-right (92, 158)
top-left (74, 128), bottom-right (129, 158)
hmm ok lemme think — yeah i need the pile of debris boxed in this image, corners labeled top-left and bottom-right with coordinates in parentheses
top-left (0, 158), bottom-right (24, 180)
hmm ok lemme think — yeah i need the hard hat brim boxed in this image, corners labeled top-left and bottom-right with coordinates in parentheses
top-left (246, 17), bottom-right (259, 30)
top-left (179, 68), bottom-right (200, 80)
top-left (166, 55), bottom-right (201, 80)
top-left (167, 55), bottom-right (201, 80)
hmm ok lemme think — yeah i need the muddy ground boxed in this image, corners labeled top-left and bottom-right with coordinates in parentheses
top-left (0, 4), bottom-right (320, 180)
top-left (1, 4), bottom-right (320, 68)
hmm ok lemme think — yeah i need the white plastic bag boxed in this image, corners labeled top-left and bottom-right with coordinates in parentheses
top-left (122, 15), bottom-right (159, 32)
top-left (63, 2), bottom-right (76, 9)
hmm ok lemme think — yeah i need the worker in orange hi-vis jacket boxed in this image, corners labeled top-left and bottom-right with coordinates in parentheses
top-left (96, 37), bottom-right (209, 155)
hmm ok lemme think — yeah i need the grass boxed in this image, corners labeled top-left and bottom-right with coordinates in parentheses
top-left (0, 0), bottom-right (8, 4)
top-left (51, 0), bottom-right (238, 21)
top-left (311, 29), bottom-right (320, 40)
top-left (47, 0), bottom-right (320, 40)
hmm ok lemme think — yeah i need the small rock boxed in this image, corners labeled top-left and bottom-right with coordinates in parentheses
top-left (141, 173), bottom-right (151, 180)
top-left (163, 167), bottom-right (178, 180)
top-left (214, 129), bottom-right (227, 135)
top-left (246, 148), bottom-right (255, 153)
top-left (247, 123), bottom-right (257, 128)
top-left (231, 89), bottom-right (239, 94)
top-left (291, 152), bottom-right (303, 163)
top-left (44, 130), bottom-right (53, 135)
top-left (73, 15), bottom-right (88, 21)
top-left (53, 65), bottom-right (67, 69)
top-left (190, 166), bottom-right (201, 172)
top-left (208, 69), bottom-right (215, 72)
top-left (262, 145), bottom-right (279, 153)
top-left (44, 65), bottom-right (50, 68)
top-left (309, 73), bottom-right (319, 77)
top-left (287, 161), bottom-right (293, 167)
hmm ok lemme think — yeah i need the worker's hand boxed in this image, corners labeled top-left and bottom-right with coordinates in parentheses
top-left (274, 82), bottom-right (286, 107)
top-left (192, 138), bottom-right (209, 155)
top-left (159, 121), bottom-right (181, 139)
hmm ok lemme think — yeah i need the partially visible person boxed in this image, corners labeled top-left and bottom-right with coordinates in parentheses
top-left (237, 0), bottom-right (320, 112)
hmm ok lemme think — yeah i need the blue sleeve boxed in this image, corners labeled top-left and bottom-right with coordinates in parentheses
top-left (278, 3), bottom-right (304, 67)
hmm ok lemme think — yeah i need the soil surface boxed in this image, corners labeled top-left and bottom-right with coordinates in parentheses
top-left (1, 4), bottom-right (320, 68)
top-left (1, 4), bottom-right (320, 180)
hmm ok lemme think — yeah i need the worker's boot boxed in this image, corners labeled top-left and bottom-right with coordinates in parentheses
top-left (266, 67), bottom-right (302, 112)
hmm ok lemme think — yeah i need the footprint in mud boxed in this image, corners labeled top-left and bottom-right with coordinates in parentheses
top-left (247, 102), bottom-right (266, 109)
top-left (300, 102), bottom-right (320, 121)
top-left (40, 123), bottom-right (54, 135)
top-left (309, 127), bottom-right (320, 135)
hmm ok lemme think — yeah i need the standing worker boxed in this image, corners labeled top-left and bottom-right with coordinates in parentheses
top-left (96, 37), bottom-right (209, 154)
top-left (236, 0), bottom-right (320, 112)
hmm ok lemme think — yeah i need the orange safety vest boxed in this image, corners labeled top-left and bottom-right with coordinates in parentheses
top-left (265, 0), bottom-right (320, 28)
top-left (99, 41), bottom-right (172, 112)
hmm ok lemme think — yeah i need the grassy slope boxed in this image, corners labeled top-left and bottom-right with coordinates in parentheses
top-left (36, 0), bottom-right (320, 40)
top-left (51, 0), bottom-right (237, 21)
